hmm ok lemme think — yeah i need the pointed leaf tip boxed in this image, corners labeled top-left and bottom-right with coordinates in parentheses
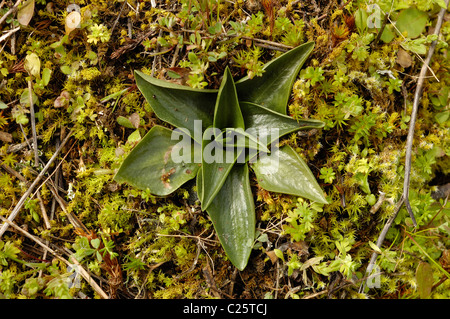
top-left (236, 41), bottom-right (315, 114)
top-left (198, 165), bottom-right (255, 270)
top-left (213, 67), bottom-right (245, 130)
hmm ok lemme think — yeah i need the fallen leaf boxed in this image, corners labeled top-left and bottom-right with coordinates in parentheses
top-left (17, 0), bottom-right (35, 26)
top-left (54, 91), bottom-right (70, 108)
top-left (0, 131), bottom-right (13, 143)
top-left (129, 112), bottom-right (140, 129)
top-left (396, 48), bottom-right (412, 68)
top-left (416, 261), bottom-right (434, 299)
top-left (290, 241), bottom-right (309, 257)
top-left (265, 250), bottom-right (278, 264)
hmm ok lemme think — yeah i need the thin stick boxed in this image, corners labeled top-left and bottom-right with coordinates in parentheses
top-left (151, 29), bottom-right (163, 77)
top-left (359, 197), bottom-right (404, 293)
top-left (371, 11), bottom-right (389, 48)
top-left (170, 45), bottom-right (181, 68)
top-left (240, 36), bottom-right (293, 50)
top-left (68, 254), bottom-right (110, 299)
top-left (385, 14), bottom-right (439, 82)
top-left (0, 135), bottom-right (42, 156)
top-left (36, 192), bottom-right (51, 229)
top-left (360, 0), bottom-right (449, 292)
top-left (0, 26), bottom-right (20, 43)
top-left (46, 181), bottom-right (89, 233)
top-left (0, 161), bottom-right (27, 182)
top-left (28, 79), bottom-right (39, 166)
top-left (0, 216), bottom-right (67, 262)
top-left (402, 0), bottom-right (448, 226)
top-left (0, 130), bottom-right (73, 238)
top-left (110, 0), bottom-right (127, 36)
top-left (0, 162), bottom-right (50, 229)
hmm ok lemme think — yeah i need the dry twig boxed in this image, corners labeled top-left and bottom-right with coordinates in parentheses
top-left (0, 26), bottom-right (20, 43)
top-left (401, 0), bottom-right (449, 225)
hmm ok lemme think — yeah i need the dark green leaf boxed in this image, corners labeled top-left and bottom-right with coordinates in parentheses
top-left (380, 25), bottom-right (395, 43)
top-left (197, 164), bottom-right (255, 270)
top-left (435, 110), bottom-right (449, 124)
top-left (235, 42), bottom-right (315, 114)
top-left (354, 8), bottom-right (368, 34)
top-left (114, 125), bottom-right (199, 196)
top-left (207, 21), bottom-right (223, 35)
top-left (42, 68), bottom-right (51, 86)
top-left (134, 70), bottom-right (217, 142)
top-left (252, 145), bottom-right (328, 204)
top-left (395, 7), bottom-right (428, 39)
top-left (213, 67), bottom-right (245, 130)
top-left (117, 116), bottom-right (135, 129)
top-left (200, 128), bottom-right (244, 210)
top-left (240, 102), bottom-right (325, 145)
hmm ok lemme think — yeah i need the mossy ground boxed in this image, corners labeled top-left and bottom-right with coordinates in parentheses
top-left (0, 0), bottom-right (449, 299)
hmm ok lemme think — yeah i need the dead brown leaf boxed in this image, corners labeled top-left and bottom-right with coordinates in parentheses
top-left (396, 48), bottom-right (413, 68)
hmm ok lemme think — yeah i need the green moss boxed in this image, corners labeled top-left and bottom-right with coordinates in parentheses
top-left (79, 67), bottom-right (102, 81)
top-left (97, 195), bottom-right (133, 233)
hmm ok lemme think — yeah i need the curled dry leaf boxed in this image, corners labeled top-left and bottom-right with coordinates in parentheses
top-left (65, 11), bottom-right (81, 35)
top-left (440, 249), bottom-right (450, 271)
top-left (129, 112), bottom-right (140, 129)
top-left (265, 250), bottom-right (279, 264)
